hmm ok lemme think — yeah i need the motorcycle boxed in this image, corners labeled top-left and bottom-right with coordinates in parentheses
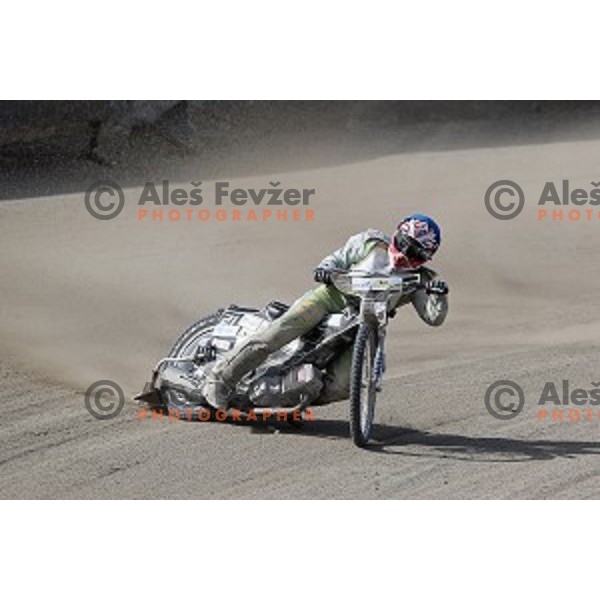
top-left (135, 268), bottom-right (429, 447)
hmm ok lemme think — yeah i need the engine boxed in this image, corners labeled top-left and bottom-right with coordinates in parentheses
top-left (247, 363), bottom-right (323, 408)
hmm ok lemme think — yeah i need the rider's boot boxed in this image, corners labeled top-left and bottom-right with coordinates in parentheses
top-left (201, 374), bottom-right (233, 410)
top-left (200, 340), bottom-right (271, 410)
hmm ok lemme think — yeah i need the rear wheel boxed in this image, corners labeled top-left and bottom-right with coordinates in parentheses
top-left (349, 323), bottom-right (378, 447)
top-left (169, 311), bottom-right (222, 357)
top-left (160, 312), bottom-right (222, 412)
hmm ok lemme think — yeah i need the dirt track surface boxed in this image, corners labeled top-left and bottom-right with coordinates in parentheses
top-left (2, 136), bottom-right (600, 498)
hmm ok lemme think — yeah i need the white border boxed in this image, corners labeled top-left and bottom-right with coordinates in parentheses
top-left (2, 501), bottom-right (597, 599)
top-left (2, 1), bottom-right (599, 99)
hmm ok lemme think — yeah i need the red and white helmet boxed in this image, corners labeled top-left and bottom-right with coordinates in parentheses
top-left (389, 213), bottom-right (442, 269)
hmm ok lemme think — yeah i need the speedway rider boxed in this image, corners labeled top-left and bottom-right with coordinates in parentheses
top-left (202, 214), bottom-right (449, 409)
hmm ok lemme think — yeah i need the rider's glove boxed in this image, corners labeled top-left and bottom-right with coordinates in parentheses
top-left (425, 280), bottom-right (449, 295)
top-left (314, 267), bottom-right (333, 285)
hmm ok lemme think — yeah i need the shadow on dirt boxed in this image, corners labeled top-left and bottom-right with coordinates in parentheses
top-left (239, 416), bottom-right (600, 463)
top-left (140, 397), bottom-right (600, 462)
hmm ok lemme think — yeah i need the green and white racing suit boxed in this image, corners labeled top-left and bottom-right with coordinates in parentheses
top-left (211, 229), bottom-right (448, 403)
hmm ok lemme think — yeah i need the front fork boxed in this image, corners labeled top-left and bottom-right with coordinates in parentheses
top-left (359, 297), bottom-right (388, 390)
top-left (373, 327), bottom-right (386, 390)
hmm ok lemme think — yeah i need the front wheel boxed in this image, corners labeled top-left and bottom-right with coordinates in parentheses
top-left (349, 323), bottom-right (378, 447)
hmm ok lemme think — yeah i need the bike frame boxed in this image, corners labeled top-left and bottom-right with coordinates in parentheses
top-left (331, 269), bottom-right (422, 388)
